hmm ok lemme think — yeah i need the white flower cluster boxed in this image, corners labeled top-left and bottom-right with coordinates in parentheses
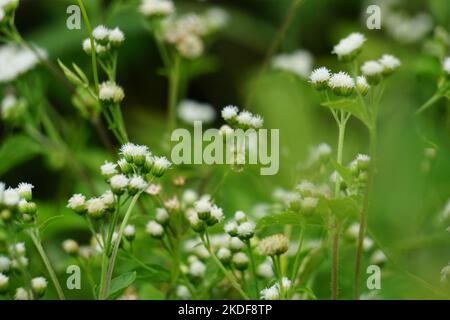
top-left (0, 44), bottom-right (46, 83)
top-left (361, 54), bottom-right (401, 85)
top-left (272, 50), bottom-right (313, 79)
top-left (332, 32), bottom-right (366, 61)
top-left (68, 143), bottom-right (171, 219)
top-left (258, 234), bottom-right (289, 257)
top-left (177, 99), bottom-right (216, 125)
top-left (0, 181), bottom-right (37, 221)
top-left (260, 277), bottom-right (292, 300)
top-left (224, 211), bottom-right (255, 242)
top-left (443, 57), bottom-right (450, 75)
top-left (139, 0), bottom-right (174, 18)
top-left (187, 195), bottom-right (225, 232)
top-left (82, 25), bottom-right (125, 56)
top-left (1, 93), bottom-right (27, 122)
top-left (221, 105), bottom-right (264, 130)
top-left (161, 8), bottom-right (228, 59)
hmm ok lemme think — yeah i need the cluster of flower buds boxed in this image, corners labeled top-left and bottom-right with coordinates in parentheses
top-left (82, 25), bottom-right (125, 57)
top-left (98, 81), bottom-right (125, 105)
top-left (187, 196), bottom-right (225, 233)
top-left (67, 143), bottom-right (171, 219)
top-left (224, 211), bottom-right (256, 241)
top-left (0, 182), bottom-right (37, 223)
top-left (258, 234), bottom-right (289, 257)
top-left (347, 154), bottom-right (370, 194)
top-left (361, 54), bottom-right (401, 85)
top-left (0, 0), bottom-right (19, 27)
top-left (221, 105), bottom-right (264, 130)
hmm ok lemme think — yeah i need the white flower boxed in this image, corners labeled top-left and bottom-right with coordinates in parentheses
top-left (15, 287), bottom-right (30, 300)
top-left (110, 174), bottom-right (129, 190)
top-left (139, 0), bottom-right (174, 17)
top-left (146, 183), bottom-right (162, 196)
top-left (217, 247), bottom-right (231, 261)
top-left (0, 273), bottom-right (8, 291)
top-left (272, 50), bottom-right (313, 79)
top-left (361, 60), bottom-right (384, 77)
top-left (224, 220), bottom-right (238, 235)
top-left (17, 182), bottom-right (33, 200)
top-left (296, 180), bottom-right (317, 196)
top-left (234, 210), bottom-right (247, 222)
top-left (124, 225), bottom-right (136, 240)
top-left (100, 190), bottom-right (115, 207)
top-left (310, 67), bottom-right (331, 84)
top-left (182, 189), bottom-right (198, 206)
top-left (176, 34), bottom-right (204, 59)
top-left (86, 197), bottom-right (106, 218)
top-left (82, 38), bottom-right (92, 53)
top-left (146, 220), bottom-right (164, 238)
top-left (189, 260), bottom-right (206, 277)
top-left (109, 27), bottom-right (125, 44)
top-left (92, 25), bottom-right (110, 42)
top-left (257, 260), bottom-right (274, 278)
top-left (328, 72), bottom-right (355, 94)
top-left (129, 175), bottom-right (148, 191)
top-left (443, 57), bottom-right (450, 75)
top-left (379, 54), bottom-right (400, 74)
top-left (300, 197), bottom-right (318, 211)
top-left (67, 194), bottom-right (86, 212)
top-left (279, 277), bottom-right (292, 290)
top-left (177, 99), bottom-right (216, 124)
top-left (258, 234), bottom-right (289, 256)
top-left (232, 252), bottom-right (249, 270)
top-left (0, 44), bottom-right (47, 83)
top-left (31, 277), bottom-right (47, 294)
top-left (11, 256), bottom-right (28, 269)
top-left (1, 94), bottom-right (25, 120)
top-left (332, 32), bottom-right (366, 60)
top-left (204, 7), bottom-right (229, 32)
top-left (210, 205), bottom-right (224, 222)
top-left (441, 263), bottom-right (450, 282)
top-left (260, 285), bottom-right (279, 300)
top-left (237, 221), bottom-right (255, 238)
top-left (100, 161), bottom-right (118, 178)
top-left (363, 237), bottom-right (374, 251)
top-left (3, 188), bottom-right (19, 206)
top-left (152, 156), bottom-right (171, 177)
top-left (194, 197), bottom-right (212, 214)
top-left (221, 105), bottom-right (239, 120)
top-left (356, 76), bottom-right (370, 95)
top-left (62, 239), bottom-right (79, 255)
top-left (0, 256), bottom-right (11, 273)
top-left (156, 207), bottom-right (169, 224)
top-left (371, 250), bottom-right (387, 265)
top-left (176, 285), bottom-right (190, 298)
top-left (99, 81), bottom-right (125, 103)
top-left (229, 237), bottom-right (245, 251)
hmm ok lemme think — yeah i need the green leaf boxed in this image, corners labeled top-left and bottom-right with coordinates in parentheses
top-left (326, 196), bottom-right (360, 221)
top-left (330, 159), bottom-right (353, 186)
top-left (138, 283), bottom-right (164, 300)
top-left (58, 59), bottom-right (83, 87)
top-left (38, 215), bottom-right (64, 232)
top-left (72, 63), bottom-right (89, 85)
top-left (256, 211), bottom-right (301, 230)
top-left (0, 134), bottom-right (42, 175)
top-left (322, 99), bottom-right (370, 128)
top-left (107, 271), bottom-right (136, 300)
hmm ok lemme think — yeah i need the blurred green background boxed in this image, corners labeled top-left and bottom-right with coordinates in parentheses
top-left (1, 0), bottom-right (450, 299)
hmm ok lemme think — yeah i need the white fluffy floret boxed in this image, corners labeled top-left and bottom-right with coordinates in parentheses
top-left (332, 32), bottom-right (366, 59)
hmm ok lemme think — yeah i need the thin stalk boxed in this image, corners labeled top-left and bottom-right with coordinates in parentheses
top-left (290, 224), bottom-right (304, 281)
top-left (77, 0), bottom-right (100, 93)
top-left (168, 54), bottom-right (181, 135)
top-left (201, 231), bottom-right (250, 300)
top-left (353, 128), bottom-right (376, 299)
top-left (245, 240), bottom-right (259, 298)
top-left (29, 230), bottom-right (66, 300)
top-left (100, 193), bottom-right (141, 300)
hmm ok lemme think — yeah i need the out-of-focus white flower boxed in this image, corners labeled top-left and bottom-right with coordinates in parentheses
top-left (3, 188), bottom-right (20, 206)
top-left (260, 285), bottom-right (279, 300)
top-left (232, 252), bottom-right (249, 270)
top-left (385, 12), bottom-right (432, 44)
top-left (99, 81), bottom-right (125, 104)
top-left (17, 182), bottom-right (33, 201)
top-left (109, 27), bottom-right (125, 46)
top-left (101, 161), bottom-right (118, 178)
top-left (356, 76), bottom-right (370, 96)
top-left (272, 50), bottom-right (313, 79)
top-left (182, 189), bottom-right (198, 206)
top-left (152, 156), bottom-right (171, 177)
top-left (221, 105), bottom-right (239, 121)
top-left (156, 207), bottom-right (170, 224)
top-left (176, 285), bottom-right (190, 298)
top-left (0, 273), bottom-right (9, 292)
top-left (86, 197), bottom-right (106, 219)
top-left (361, 60), bottom-right (384, 85)
top-left (67, 194), bottom-right (86, 214)
top-left (139, 0), bottom-right (174, 18)
top-left (177, 99), bottom-right (216, 125)
top-left (363, 237), bottom-right (374, 251)
top-left (371, 250), bottom-right (387, 265)
top-left (146, 220), bottom-right (164, 238)
top-left (15, 287), bottom-right (30, 300)
top-left (31, 277), bottom-right (47, 297)
top-left (257, 260), bottom-right (274, 278)
top-left (62, 239), bottom-right (79, 255)
top-left (124, 225), bottom-right (136, 241)
top-left (224, 220), bottom-right (238, 236)
top-left (332, 32), bottom-right (366, 61)
top-left (259, 234), bottom-right (289, 256)
top-left (110, 174), bottom-right (129, 194)
top-left (128, 175), bottom-right (148, 194)
top-left (0, 44), bottom-right (46, 83)
top-left (204, 7), bottom-right (228, 32)
top-left (189, 260), bottom-right (206, 277)
top-left (443, 57), bottom-right (450, 75)
top-left (0, 256), bottom-right (11, 273)
top-left (93, 25), bottom-right (110, 43)
top-left (229, 237), bottom-right (245, 251)
top-left (379, 54), bottom-right (401, 75)
top-left (237, 221), bottom-right (255, 240)
top-left (234, 210), bottom-right (247, 222)
top-left (176, 34), bottom-right (204, 59)
top-left (216, 247), bottom-right (232, 264)
top-left (441, 262), bottom-right (450, 282)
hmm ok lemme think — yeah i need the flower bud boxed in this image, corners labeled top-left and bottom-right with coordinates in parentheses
top-left (217, 247), bottom-right (232, 264)
top-left (146, 220), bottom-right (164, 239)
top-left (124, 225), bottom-right (136, 242)
top-left (224, 221), bottom-right (238, 237)
top-left (31, 277), bottom-right (47, 298)
top-left (18, 200), bottom-right (37, 215)
top-left (62, 239), bottom-right (79, 256)
top-left (67, 194), bottom-right (87, 215)
top-left (232, 252), bottom-right (249, 271)
top-left (152, 156), bottom-right (171, 178)
top-left (0, 273), bottom-right (9, 294)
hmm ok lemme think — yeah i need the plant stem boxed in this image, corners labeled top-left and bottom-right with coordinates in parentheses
top-left (245, 240), bottom-right (259, 298)
top-left (77, 0), bottom-right (100, 93)
top-left (168, 54), bottom-right (181, 135)
top-left (290, 224), bottom-right (304, 281)
top-left (29, 230), bottom-right (66, 300)
top-left (100, 193), bottom-right (141, 300)
top-left (353, 128), bottom-right (376, 299)
top-left (201, 231), bottom-right (250, 300)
